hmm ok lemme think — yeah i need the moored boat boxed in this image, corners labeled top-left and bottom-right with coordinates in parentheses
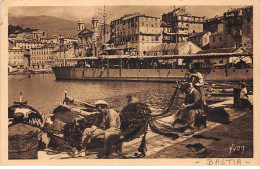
top-left (53, 48), bottom-right (253, 82)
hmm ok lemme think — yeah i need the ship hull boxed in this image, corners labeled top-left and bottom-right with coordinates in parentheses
top-left (52, 67), bottom-right (253, 82)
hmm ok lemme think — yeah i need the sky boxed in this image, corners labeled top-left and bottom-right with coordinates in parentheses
top-left (9, 5), bottom-right (244, 23)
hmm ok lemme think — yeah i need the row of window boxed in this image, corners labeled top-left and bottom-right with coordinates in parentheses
top-left (31, 51), bottom-right (51, 55)
top-left (9, 56), bottom-right (24, 59)
top-left (114, 21), bottom-right (159, 32)
top-left (115, 35), bottom-right (160, 44)
top-left (31, 56), bottom-right (53, 60)
top-left (8, 51), bottom-right (24, 54)
top-left (8, 61), bottom-right (23, 64)
top-left (31, 61), bottom-right (53, 64)
top-left (112, 17), bottom-right (158, 26)
top-left (115, 29), bottom-right (160, 37)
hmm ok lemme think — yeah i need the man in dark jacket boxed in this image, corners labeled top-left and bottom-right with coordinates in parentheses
top-left (174, 83), bottom-right (204, 135)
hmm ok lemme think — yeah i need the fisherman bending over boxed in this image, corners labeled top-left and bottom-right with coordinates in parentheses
top-left (173, 83), bottom-right (204, 135)
top-left (81, 100), bottom-right (121, 158)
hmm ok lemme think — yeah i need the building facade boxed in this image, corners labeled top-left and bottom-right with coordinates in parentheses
top-left (110, 13), bottom-right (162, 55)
top-left (189, 32), bottom-right (211, 49)
top-left (77, 17), bottom-right (110, 56)
top-left (30, 45), bottom-right (55, 69)
top-left (8, 47), bottom-right (29, 69)
top-left (203, 16), bottom-right (224, 34)
top-left (162, 7), bottom-right (205, 43)
top-left (209, 31), bottom-right (223, 49)
top-left (15, 40), bottom-right (43, 49)
top-left (52, 43), bottom-right (82, 66)
top-left (223, 6), bottom-right (253, 48)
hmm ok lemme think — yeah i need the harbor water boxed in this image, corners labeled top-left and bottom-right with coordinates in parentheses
top-left (8, 74), bottom-right (182, 117)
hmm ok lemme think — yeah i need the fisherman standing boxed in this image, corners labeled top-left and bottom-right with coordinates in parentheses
top-left (188, 69), bottom-right (206, 105)
top-left (81, 100), bottom-right (121, 158)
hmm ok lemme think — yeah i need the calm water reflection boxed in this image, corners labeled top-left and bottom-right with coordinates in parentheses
top-left (8, 74), bottom-right (179, 116)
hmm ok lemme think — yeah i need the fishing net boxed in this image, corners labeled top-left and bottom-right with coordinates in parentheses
top-left (45, 81), bottom-right (231, 156)
top-left (120, 103), bottom-right (151, 141)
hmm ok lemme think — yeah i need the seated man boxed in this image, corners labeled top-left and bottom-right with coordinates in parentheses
top-left (173, 83), bottom-right (204, 135)
top-left (81, 100), bottom-right (121, 158)
top-left (126, 95), bottom-right (139, 104)
top-left (240, 82), bottom-right (251, 109)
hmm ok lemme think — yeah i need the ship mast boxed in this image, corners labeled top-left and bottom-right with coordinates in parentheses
top-left (103, 5), bottom-right (106, 43)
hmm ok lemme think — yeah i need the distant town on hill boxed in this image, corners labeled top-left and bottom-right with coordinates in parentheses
top-left (8, 14), bottom-right (92, 37)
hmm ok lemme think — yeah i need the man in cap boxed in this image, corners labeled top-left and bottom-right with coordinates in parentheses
top-left (173, 83), bottom-right (204, 135)
top-left (81, 100), bottom-right (121, 158)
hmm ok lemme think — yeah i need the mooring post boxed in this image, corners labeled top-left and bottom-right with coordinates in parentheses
top-left (19, 92), bottom-right (22, 102)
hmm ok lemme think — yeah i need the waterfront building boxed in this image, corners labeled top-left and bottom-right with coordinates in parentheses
top-left (14, 40), bottom-right (43, 49)
top-left (223, 6), bottom-right (253, 48)
top-left (110, 13), bottom-right (163, 56)
top-left (203, 16), bottom-right (224, 34)
top-left (189, 32), bottom-right (211, 49)
top-left (209, 31), bottom-right (224, 49)
top-left (8, 47), bottom-right (29, 69)
top-left (30, 45), bottom-right (55, 69)
top-left (162, 7), bottom-right (205, 43)
top-left (52, 42), bottom-right (82, 66)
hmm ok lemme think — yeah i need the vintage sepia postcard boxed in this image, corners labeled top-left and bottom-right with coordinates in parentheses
top-left (1, 0), bottom-right (260, 166)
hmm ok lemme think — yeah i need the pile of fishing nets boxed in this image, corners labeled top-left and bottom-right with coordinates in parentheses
top-left (120, 103), bottom-right (151, 141)
top-left (204, 106), bottom-right (230, 124)
top-left (63, 113), bottom-right (101, 150)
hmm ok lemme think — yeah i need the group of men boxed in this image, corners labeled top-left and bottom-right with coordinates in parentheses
top-left (79, 68), bottom-right (206, 157)
top-left (80, 68), bottom-right (250, 157)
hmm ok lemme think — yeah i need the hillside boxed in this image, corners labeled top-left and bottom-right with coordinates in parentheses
top-left (8, 15), bottom-right (92, 37)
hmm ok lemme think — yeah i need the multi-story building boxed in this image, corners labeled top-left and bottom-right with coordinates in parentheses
top-left (203, 16), bottom-right (224, 34)
top-left (209, 31), bottom-right (224, 49)
top-left (223, 6), bottom-right (253, 48)
top-left (30, 45), bottom-right (55, 69)
top-left (52, 43), bottom-right (82, 66)
top-left (162, 7), bottom-right (205, 43)
top-left (8, 47), bottom-right (29, 69)
top-left (14, 40), bottom-right (43, 49)
top-left (110, 13), bottom-right (163, 55)
top-left (189, 32), bottom-right (211, 49)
